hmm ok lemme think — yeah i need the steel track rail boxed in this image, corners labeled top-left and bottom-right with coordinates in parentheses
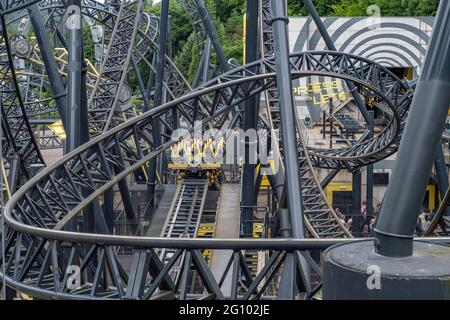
top-left (88, 0), bottom-right (144, 134)
top-left (0, 10), bottom-right (45, 182)
top-left (2, 236), bottom-right (449, 300)
top-left (199, 51), bottom-right (412, 169)
top-left (2, 71), bottom-right (399, 299)
top-left (258, 0), bottom-right (350, 238)
top-left (176, 0), bottom-right (208, 73)
top-left (35, 0), bottom-right (214, 125)
top-left (4, 69), bottom-right (401, 236)
top-left (7, 2), bottom-right (159, 150)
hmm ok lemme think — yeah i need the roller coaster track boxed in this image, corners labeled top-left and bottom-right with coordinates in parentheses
top-left (158, 179), bottom-right (208, 283)
top-left (260, 0), bottom-right (278, 124)
top-left (176, 0), bottom-right (208, 74)
top-left (88, 0), bottom-right (143, 134)
top-left (1, 2), bottom-right (410, 181)
top-left (160, 180), bottom-right (208, 241)
top-left (0, 0), bottom-right (195, 200)
top-left (3, 2), bottom-right (159, 154)
top-left (20, 47), bottom-right (98, 116)
top-left (39, 0), bottom-right (206, 119)
top-left (0, 8), bottom-right (45, 183)
top-left (259, 4), bottom-right (406, 236)
top-left (2, 57), bottom-right (405, 298)
top-left (258, 0), bottom-right (350, 238)
top-left (54, 0), bottom-right (203, 125)
top-left (0, 0), bottom-right (413, 299)
top-left (29, 1), bottom-right (408, 172)
top-left (259, 3), bottom-right (412, 170)
top-left (1, 0), bottom-right (189, 171)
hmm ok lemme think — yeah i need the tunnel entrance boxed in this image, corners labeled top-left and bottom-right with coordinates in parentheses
top-left (386, 67), bottom-right (414, 80)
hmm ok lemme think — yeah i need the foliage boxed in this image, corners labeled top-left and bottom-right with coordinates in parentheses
top-left (83, 26), bottom-right (96, 63)
top-left (174, 33), bottom-right (198, 82)
top-left (288, 0), bottom-right (341, 16)
top-left (146, 1), bottom-right (193, 54)
top-left (144, 0), bottom-right (440, 83)
top-left (331, 0), bottom-right (439, 16)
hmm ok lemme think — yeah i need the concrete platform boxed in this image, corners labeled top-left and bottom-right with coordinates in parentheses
top-left (147, 184), bottom-right (179, 237)
top-left (209, 183), bottom-right (240, 296)
top-left (324, 240), bottom-right (450, 300)
top-left (41, 148), bottom-right (63, 166)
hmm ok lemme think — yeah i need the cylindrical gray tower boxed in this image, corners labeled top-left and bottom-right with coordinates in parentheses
top-left (324, 1), bottom-right (450, 299)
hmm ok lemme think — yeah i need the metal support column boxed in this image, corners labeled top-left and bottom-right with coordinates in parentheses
top-left (241, 0), bottom-right (259, 237)
top-left (166, 15), bottom-right (178, 130)
top-left (65, 0), bottom-right (83, 153)
top-left (7, 154), bottom-right (20, 194)
top-left (321, 169), bottom-right (340, 190)
top-left (65, 0), bottom-right (100, 234)
top-left (27, 4), bottom-right (66, 126)
top-left (434, 143), bottom-right (449, 216)
top-left (366, 111), bottom-right (374, 223)
top-left (322, 110), bottom-right (326, 139)
top-left (329, 98), bottom-right (333, 149)
top-left (145, 52), bottom-right (157, 107)
top-left (375, 2), bottom-right (450, 257)
top-left (192, 38), bottom-right (211, 88)
top-left (147, 0), bottom-right (169, 214)
top-left (64, 0), bottom-right (84, 232)
top-left (194, 0), bottom-right (229, 72)
top-left (270, 0), bottom-right (305, 238)
top-left (352, 170), bottom-right (362, 233)
top-left (103, 188), bottom-right (114, 232)
top-left (201, 39), bottom-right (212, 83)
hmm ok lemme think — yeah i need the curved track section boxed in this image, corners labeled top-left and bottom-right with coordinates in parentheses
top-left (39, 0), bottom-right (203, 121)
top-left (0, 15), bottom-right (45, 182)
top-left (7, 2), bottom-right (159, 151)
top-left (176, 0), bottom-right (208, 72)
top-left (3, 67), bottom-right (401, 299)
top-left (88, 0), bottom-right (143, 134)
top-left (259, 0), bottom-right (349, 238)
top-left (200, 51), bottom-right (411, 169)
top-left (31, 2), bottom-right (408, 171)
top-left (0, 1), bottom-right (413, 299)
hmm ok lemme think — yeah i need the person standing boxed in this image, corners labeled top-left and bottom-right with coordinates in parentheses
top-left (360, 201), bottom-right (367, 231)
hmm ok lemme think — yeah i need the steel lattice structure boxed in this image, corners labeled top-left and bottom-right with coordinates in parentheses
top-left (0, 10), bottom-right (45, 181)
top-left (1, 66), bottom-right (403, 297)
top-left (0, 0), bottom-right (447, 301)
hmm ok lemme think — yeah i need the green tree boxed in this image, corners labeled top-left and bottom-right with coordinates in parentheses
top-left (174, 33), bottom-right (198, 82)
top-left (414, 0), bottom-right (440, 15)
top-left (147, 1), bottom-right (193, 54)
top-left (288, 0), bottom-right (342, 16)
top-left (331, 0), bottom-right (439, 16)
top-left (144, 0), bottom-right (440, 85)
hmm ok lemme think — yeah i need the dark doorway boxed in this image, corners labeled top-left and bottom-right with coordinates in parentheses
top-left (332, 191), bottom-right (353, 217)
top-left (387, 67), bottom-right (414, 80)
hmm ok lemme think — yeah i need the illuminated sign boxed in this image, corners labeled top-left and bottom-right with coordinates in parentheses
top-left (293, 80), bottom-right (348, 106)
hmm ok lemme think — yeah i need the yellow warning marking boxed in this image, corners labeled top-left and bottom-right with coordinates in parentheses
top-left (253, 222), bottom-right (263, 238)
top-left (48, 119), bottom-right (66, 140)
top-left (1, 160), bottom-right (11, 199)
top-left (197, 223), bottom-right (215, 237)
top-left (13, 293), bottom-right (33, 300)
